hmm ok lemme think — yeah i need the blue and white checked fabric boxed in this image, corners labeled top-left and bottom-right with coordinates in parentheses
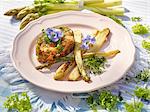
top-left (0, 0), bottom-right (150, 112)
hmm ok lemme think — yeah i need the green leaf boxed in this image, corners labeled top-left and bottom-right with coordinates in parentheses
top-left (86, 95), bottom-right (98, 112)
top-left (98, 90), bottom-right (119, 110)
top-left (3, 92), bottom-right (32, 112)
top-left (142, 40), bottom-right (150, 51)
top-left (132, 23), bottom-right (149, 35)
top-left (136, 69), bottom-right (150, 82)
top-left (131, 17), bottom-right (142, 22)
top-left (134, 87), bottom-right (150, 100)
top-left (125, 101), bottom-right (143, 112)
top-left (42, 29), bottom-right (51, 44)
top-left (83, 56), bottom-right (106, 74)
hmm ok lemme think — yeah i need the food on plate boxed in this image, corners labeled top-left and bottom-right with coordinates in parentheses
top-left (74, 30), bottom-right (90, 82)
top-left (54, 61), bottom-right (76, 80)
top-left (35, 25), bottom-right (120, 82)
top-left (68, 66), bottom-right (81, 81)
top-left (36, 26), bottom-right (74, 63)
top-left (87, 28), bottom-right (110, 52)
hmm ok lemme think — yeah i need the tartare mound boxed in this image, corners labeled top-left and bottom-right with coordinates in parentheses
top-left (36, 26), bottom-right (74, 63)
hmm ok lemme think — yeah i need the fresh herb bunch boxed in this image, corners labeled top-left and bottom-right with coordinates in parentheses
top-left (83, 56), bottom-right (106, 74)
top-left (136, 69), bottom-right (150, 82)
top-left (134, 87), bottom-right (150, 100)
top-left (125, 101), bottom-right (144, 112)
top-left (109, 15), bottom-right (124, 26)
top-left (99, 90), bottom-right (119, 110)
top-left (86, 95), bottom-right (98, 112)
top-left (142, 40), bottom-right (150, 52)
top-left (131, 17), bottom-right (142, 22)
top-left (86, 91), bottom-right (119, 111)
top-left (132, 23), bottom-right (149, 35)
top-left (3, 92), bottom-right (32, 112)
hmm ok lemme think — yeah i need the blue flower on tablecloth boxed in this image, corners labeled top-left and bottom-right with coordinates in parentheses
top-left (81, 34), bottom-right (95, 50)
top-left (46, 28), bottom-right (63, 42)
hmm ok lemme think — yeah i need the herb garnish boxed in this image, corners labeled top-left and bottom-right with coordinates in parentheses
top-left (81, 34), bottom-right (96, 50)
top-left (42, 29), bottom-right (51, 44)
top-left (87, 90), bottom-right (119, 111)
top-left (131, 17), bottom-right (142, 22)
top-left (99, 90), bottom-right (119, 110)
top-left (125, 101), bottom-right (144, 112)
top-left (3, 92), bottom-right (32, 112)
top-left (56, 39), bottom-right (64, 52)
top-left (83, 56), bottom-right (106, 74)
top-left (132, 23), bottom-right (149, 35)
top-left (134, 87), bottom-right (150, 100)
top-left (142, 40), bottom-right (150, 52)
top-left (136, 69), bottom-right (150, 82)
top-left (86, 95), bottom-right (98, 112)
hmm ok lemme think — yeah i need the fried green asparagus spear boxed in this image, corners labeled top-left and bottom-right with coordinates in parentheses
top-left (36, 50), bottom-right (120, 70)
top-left (74, 30), bottom-right (90, 82)
top-left (36, 56), bottom-right (74, 70)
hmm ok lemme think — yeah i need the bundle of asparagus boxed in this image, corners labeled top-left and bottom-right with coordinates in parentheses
top-left (4, 0), bottom-right (124, 29)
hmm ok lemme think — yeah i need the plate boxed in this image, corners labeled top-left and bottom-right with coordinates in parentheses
top-left (11, 11), bottom-right (135, 93)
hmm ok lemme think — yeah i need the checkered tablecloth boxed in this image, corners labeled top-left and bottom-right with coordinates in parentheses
top-left (0, 0), bottom-right (150, 112)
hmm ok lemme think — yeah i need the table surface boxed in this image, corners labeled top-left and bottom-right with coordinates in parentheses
top-left (0, 0), bottom-right (150, 112)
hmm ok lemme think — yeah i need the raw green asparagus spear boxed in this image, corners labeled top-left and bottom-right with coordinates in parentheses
top-left (4, 7), bottom-right (26, 16)
top-left (20, 13), bottom-right (39, 29)
top-left (87, 0), bottom-right (122, 8)
top-left (85, 7), bottom-right (124, 16)
top-left (16, 6), bottom-right (37, 20)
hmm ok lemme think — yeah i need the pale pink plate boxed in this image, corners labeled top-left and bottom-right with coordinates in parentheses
top-left (11, 11), bottom-right (135, 93)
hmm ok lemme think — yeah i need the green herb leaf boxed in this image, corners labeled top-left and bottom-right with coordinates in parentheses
top-left (42, 29), bottom-right (51, 44)
top-left (125, 101), bottom-right (143, 112)
top-left (136, 69), bottom-right (150, 82)
top-left (132, 23), bottom-right (149, 35)
top-left (131, 17), bottom-right (142, 22)
top-left (86, 95), bottom-right (98, 112)
top-left (142, 40), bottom-right (150, 51)
top-left (83, 56), bottom-right (106, 74)
top-left (134, 87), bottom-right (150, 100)
top-left (109, 16), bottom-right (124, 26)
top-left (99, 90), bottom-right (119, 110)
top-left (56, 39), bottom-right (64, 53)
top-left (3, 92), bottom-right (32, 112)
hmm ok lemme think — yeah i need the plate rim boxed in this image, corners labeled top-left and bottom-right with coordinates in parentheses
top-left (11, 11), bottom-right (136, 93)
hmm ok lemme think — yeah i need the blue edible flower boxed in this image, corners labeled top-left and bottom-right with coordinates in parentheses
top-left (45, 28), bottom-right (63, 42)
top-left (81, 34), bottom-right (96, 50)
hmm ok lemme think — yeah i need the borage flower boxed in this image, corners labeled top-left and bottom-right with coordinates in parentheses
top-left (81, 34), bottom-right (96, 50)
top-left (46, 28), bottom-right (63, 42)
